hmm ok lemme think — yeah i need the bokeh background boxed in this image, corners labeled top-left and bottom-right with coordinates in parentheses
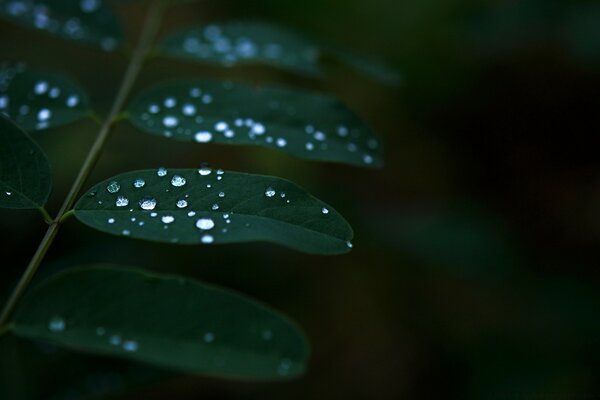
top-left (1, 0), bottom-right (599, 398)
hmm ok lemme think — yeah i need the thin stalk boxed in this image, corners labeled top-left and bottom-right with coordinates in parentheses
top-left (37, 207), bottom-right (53, 224)
top-left (0, 0), bottom-right (166, 330)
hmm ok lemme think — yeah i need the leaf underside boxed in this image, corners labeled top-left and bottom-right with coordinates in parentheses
top-left (0, 115), bottom-right (52, 208)
top-left (158, 20), bottom-right (400, 85)
top-left (127, 80), bottom-right (383, 168)
top-left (0, 61), bottom-right (91, 130)
top-left (74, 168), bottom-right (353, 254)
top-left (12, 266), bottom-right (309, 380)
top-left (0, 0), bottom-right (123, 50)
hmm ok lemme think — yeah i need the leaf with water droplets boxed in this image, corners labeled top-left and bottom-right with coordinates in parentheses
top-left (0, 115), bottom-right (52, 208)
top-left (11, 265), bottom-right (309, 380)
top-left (0, 0), bottom-right (123, 50)
top-left (127, 80), bottom-right (383, 168)
top-left (74, 168), bottom-right (353, 254)
top-left (0, 61), bottom-right (91, 130)
top-left (158, 21), bottom-right (321, 77)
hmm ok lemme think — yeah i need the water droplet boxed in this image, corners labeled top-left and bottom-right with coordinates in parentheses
top-left (177, 199), bottom-right (188, 208)
top-left (363, 154), bottom-right (374, 164)
top-left (123, 340), bottom-right (139, 352)
top-left (276, 138), bottom-right (287, 147)
top-left (115, 196), bottom-right (129, 207)
top-left (37, 108), bottom-right (51, 121)
top-left (108, 218), bottom-right (115, 224)
top-left (196, 218), bottom-right (215, 230)
top-left (109, 335), bottom-right (122, 346)
top-left (215, 121), bottom-right (228, 131)
top-left (187, 211), bottom-right (196, 217)
top-left (201, 234), bottom-right (214, 244)
top-left (48, 316), bottom-right (65, 332)
top-left (162, 115), bottom-right (178, 128)
top-left (203, 332), bottom-right (215, 343)
top-left (265, 187), bottom-right (276, 197)
top-left (164, 97), bottom-right (177, 108)
top-left (322, 207), bottom-right (329, 215)
top-left (194, 131), bottom-right (212, 143)
top-left (198, 167), bottom-right (212, 176)
top-left (122, 229), bottom-right (131, 236)
top-left (34, 80), bottom-right (48, 95)
top-left (106, 181), bottom-right (120, 193)
top-left (66, 95), bottom-right (79, 108)
top-left (305, 142), bottom-right (314, 151)
top-left (346, 241), bottom-right (353, 248)
top-left (157, 167), bottom-right (168, 177)
top-left (162, 215), bottom-right (175, 224)
top-left (139, 197), bottom-right (157, 210)
top-left (211, 204), bottom-right (219, 210)
top-left (252, 123), bottom-right (266, 135)
top-left (171, 175), bottom-right (186, 187)
top-left (133, 178), bottom-right (145, 188)
top-left (182, 103), bottom-right (196, 116)
top-left (278, 359), bottom-right (292, 375)
top-left (218, 191), bottom-right (225, 198)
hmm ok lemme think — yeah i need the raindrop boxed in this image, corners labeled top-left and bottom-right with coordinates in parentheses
top-left (34, 80), bottom-right (48, 95)
top-left (196, 218), bottom-right (215, 230)
top-left (218, 191), bottom-right (225, 198)
top-left (37, 108), bottom-right (52, 121)
top-left (48, 316), bottom-right (65, 332)
top-left (265, 187), bottom-right (276, 197)
top-left (198, 167), bottom-right (212, 176)
top-left (346, 241), bottom-right (353, 248)
top-left (182, 103), bottom-right (196, 116)
top-left (157, 167), bottom-right (168, 177)
top-left (194, 131), bottom-right (213, 143)
top-left (322, 207), bottom-right (329, 215)
top-left (115, 196), bottom-right (129, 207)
top-left (162, 215), bottom-right (175, 224)
top-left (66, 95), bottom-right (79, 108)
top-left (276, 138), bottom-right (287, 147)
top-left (363, 154), bottom-right (374, 164)
top-left (96, 327), bottom-right (106, 336)
top-left (187, 211), bottom-right (196, 217)
top-left (215, 121), bottom-right (228, 131)
top-left (211, 204), bottom-right (219, 210)
top-left (162, 115), bottom-right (178, 128)
top-left (139, 197), bottom-right (157, 210)
top-left (171, 175), bottom-right (187, 187)
top-left (177, 199), bottom-right (188, 208)
top-left (123, 340), bottom-right (139, 352)
top-left (305, 142), bottom-right (314, 151)
top-left (109, 335), bottom-right (122, 346)
top-left (201, 234), bottom-right (214, 244)
top-left (133, 178), bottom-right (145, 188)
top-left (108, 218), bottom-right (115, 224)
top-left (252, 123), bottom-right (266, 135)
top-left (122, 229), bottom-right (131, 236)
top-left (203, 332), bottom-right (215, 343)
top-left (106, 181), bottom-right (120, 193)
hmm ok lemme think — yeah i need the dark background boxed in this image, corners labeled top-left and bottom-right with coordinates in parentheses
top-left (1, 0), bottom-right (599, 398)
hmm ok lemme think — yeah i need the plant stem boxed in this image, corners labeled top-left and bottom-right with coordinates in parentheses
top-left (0, 0), bottom-right (166, 330)
top-left (37, 207), bottom-right (53, 224)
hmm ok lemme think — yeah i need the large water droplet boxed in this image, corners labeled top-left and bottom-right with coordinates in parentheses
top-left (196, 218), bottom-right (215, 230)
top-left (171, 175), bottom-right (186, 187)
top-left (139, 197), bottom-right (157, 210)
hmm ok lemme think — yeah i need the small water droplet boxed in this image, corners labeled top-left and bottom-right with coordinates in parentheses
top-left (123, 340), bottom-right (139, 352)
top-left (276, 137), bottom-right (287, 147)
top-left (115, 196), bottom-right (129, 207)
top-left (157, 167), bottom-right (168, 177)
top-left (265, 187), bottom-right (276, 197)
top-left (106, 181), bottom-right (120, 193)
top-left (198, 167), bottom-right (212, 176)
top-left (187, 211), bottom-right (196, 217)
top-left (346, 241), bottom-right (353, 248)
top-left (211, 204), bottom-right (219, 210)
top-left (201, 234), bottom-right (214, 244)
top-left (196, 218), bottom-right (215, 230)
top-left (139, 197), bottom-right (157, 210)
top-left (133, 178), bottom-right (145, 188)
top-left (48, 316), bottom-right (65, 332)
top-left (218, 191), bottom-right (225, 198)
top-left (109, 335), bottom-right (122, 346)
top-left (108, 218), bottom-right (115, 224)
top-left (171, 175), bottom-right (186, 187)
top-left (177, 199), bottom-right (188, 208)
top-left (162, 115), bottom-right (178, 128)
top-left (37, 108), bottom-right (52, 121)
top-left (162, 215), bottom-right (175, 224)
top-left (194, 131), bottom-right (213, 143)
top-left (262, 329), bottom-right (273, 340)
top-left (322, 207), bottom-right (329, 215)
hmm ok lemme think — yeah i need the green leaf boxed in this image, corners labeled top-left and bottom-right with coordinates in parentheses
top-left (158, 21), bottom-right (322, 77)
top-left (0, 61), bottom-right (91, 130)
top-left (12, 265), bottom-right (309, 380)
top-left (127, 80), bottom-right (383, 168)
top-left (0, 0), bottom-right (123, 50)
top-left (0, 115), bottom-right (52, 208)
top-left (74, 168), bottom-right (353, 254)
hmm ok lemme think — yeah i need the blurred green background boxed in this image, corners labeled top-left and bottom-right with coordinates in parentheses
top-left (1, 0), bottom-right (599, 398)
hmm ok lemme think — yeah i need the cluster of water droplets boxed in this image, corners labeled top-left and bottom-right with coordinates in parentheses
top-left (0, 62), bottom-right (84, 129)
top-left (134, 82), bottom-right (378, 165)
top-left (0, 0), bottom-right (117, 49)
top-left (169, 23), bottom-right (318, 69)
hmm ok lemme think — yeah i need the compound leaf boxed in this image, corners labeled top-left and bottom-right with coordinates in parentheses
top-left (12, 266), bottom-right (309, 380)
top-left (0, 115), bottom-right (52, 208)
top-left (0, 0), bottom-right (123, 50)
top-left (0, 61), bottom-right (91, 130)
top-left (127, 80), bottom-right (382, 168)
top-left (74, 168), bottom-right (353, 255)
